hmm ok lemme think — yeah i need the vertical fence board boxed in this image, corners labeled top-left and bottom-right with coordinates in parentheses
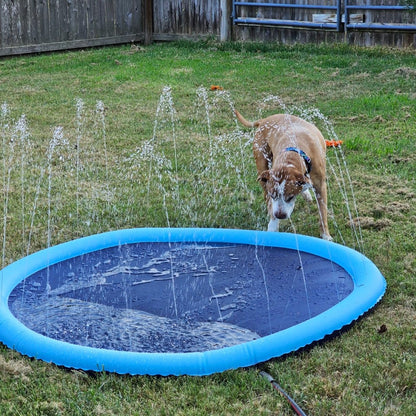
top-left (18, 0), bottom-right (28, 45)
top-left (49, 0), bottom-right (60, 41)
top-left (67, 0), bottom-right (77, 41)
top-left (26, 0), bottom-right (36, 44)
top-left (0, 1), bottom-right (10, 47)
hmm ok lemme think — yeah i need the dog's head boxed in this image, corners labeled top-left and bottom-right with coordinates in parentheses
top-left (259, 168), bottom-right (312, 220)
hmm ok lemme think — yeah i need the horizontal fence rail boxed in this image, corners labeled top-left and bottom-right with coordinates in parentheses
top-left (345, 2), bottom-right (416, 31)
top-left (233, 1), bottom-right (416, 33)
top-left (233, 1), bottom-right (343, 31)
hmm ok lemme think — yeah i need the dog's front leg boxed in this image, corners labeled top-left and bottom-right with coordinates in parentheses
top-left (266, 196), bottom-right (280, 232)
top-left (268, 218), bottom-right (279, 232)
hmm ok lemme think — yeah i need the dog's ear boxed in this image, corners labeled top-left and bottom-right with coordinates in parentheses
top-left (295, 175), bottom-right (312, 189)
top-left (258, 170), bottom-right (270, 183)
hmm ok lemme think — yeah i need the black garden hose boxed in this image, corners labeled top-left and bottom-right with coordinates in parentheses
top-left (260, 371), bottom-right (308, 416)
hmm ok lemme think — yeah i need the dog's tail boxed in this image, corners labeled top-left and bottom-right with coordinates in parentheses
top-left (234, 109), bottom-right (260, 128)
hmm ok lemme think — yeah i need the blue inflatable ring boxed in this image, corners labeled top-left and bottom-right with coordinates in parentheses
top-left (0, 228), bottom-right (386, 376)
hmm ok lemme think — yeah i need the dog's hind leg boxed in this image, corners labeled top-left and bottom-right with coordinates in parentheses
top-left (314, 185), bottom-right (332, 241)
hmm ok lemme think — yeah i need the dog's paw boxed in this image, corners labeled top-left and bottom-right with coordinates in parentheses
top-left (302, 189), bottom-right (313, 203)
top-left (321, 233), bottom-right (333, 241)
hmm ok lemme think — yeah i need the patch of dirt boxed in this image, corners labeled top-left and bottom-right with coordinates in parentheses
top-left (396, 188), bottom-right (415, 199)
top-left (350, 216), bottom-right (392, 230)
top-left (403, 252), bottom-right (416, 274)
top-left (372, 115), bottom-right (386, 123)
top-left (353, 173), bottom-right (415, 209)
top-left (370, 201), bottom-right (411, 219)
top-left (395, 67), bottom-right (416, 79)
top-left (0, 355), bottom-right (32, 382)
top-left (119, 44), bottom-right (146, 55)
top-left (386, 201), bottom-right (411, 213)
top-left (388, 155), bottom-right (415, 165)
top-left (35, 401), bottom-right (65, 414)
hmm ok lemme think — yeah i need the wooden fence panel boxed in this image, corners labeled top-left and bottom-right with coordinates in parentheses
top-left (0, 0), bottom-right (144, 56)
top-left (152, 0), bottom-right (221, 40)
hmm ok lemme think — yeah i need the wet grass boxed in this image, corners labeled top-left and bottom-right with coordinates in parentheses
top-left (0, 41), bottom-right (416, 415)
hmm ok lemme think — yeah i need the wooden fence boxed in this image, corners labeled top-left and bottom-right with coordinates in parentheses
top-left (1, 0), bottom-right (416, 57)
top-left (153, 0), bottom-right (222, 40)
top-left (0, 0), bottom-right (146, 56)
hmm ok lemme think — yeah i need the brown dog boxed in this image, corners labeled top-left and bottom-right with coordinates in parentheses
top-left (235, 110), bottom-right (332, 240)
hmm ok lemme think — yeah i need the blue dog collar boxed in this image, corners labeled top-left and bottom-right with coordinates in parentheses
top-left (284, 147), bottom-right (312, 175)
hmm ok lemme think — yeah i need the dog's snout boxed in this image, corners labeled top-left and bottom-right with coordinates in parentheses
top-left (275, 211), bottom-right (288, 220)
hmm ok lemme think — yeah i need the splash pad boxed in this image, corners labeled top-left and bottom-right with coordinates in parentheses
top-left (0, 88), bottom-right (385, 375)
top-left (0, 228), bottom-right (385, 376)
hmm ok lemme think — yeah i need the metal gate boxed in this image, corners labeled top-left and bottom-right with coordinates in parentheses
top-left (232, 1), bottom-right (416, 33)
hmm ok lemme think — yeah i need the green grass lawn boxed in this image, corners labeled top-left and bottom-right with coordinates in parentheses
top-left (0, 41), bottom-right (415, 415)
